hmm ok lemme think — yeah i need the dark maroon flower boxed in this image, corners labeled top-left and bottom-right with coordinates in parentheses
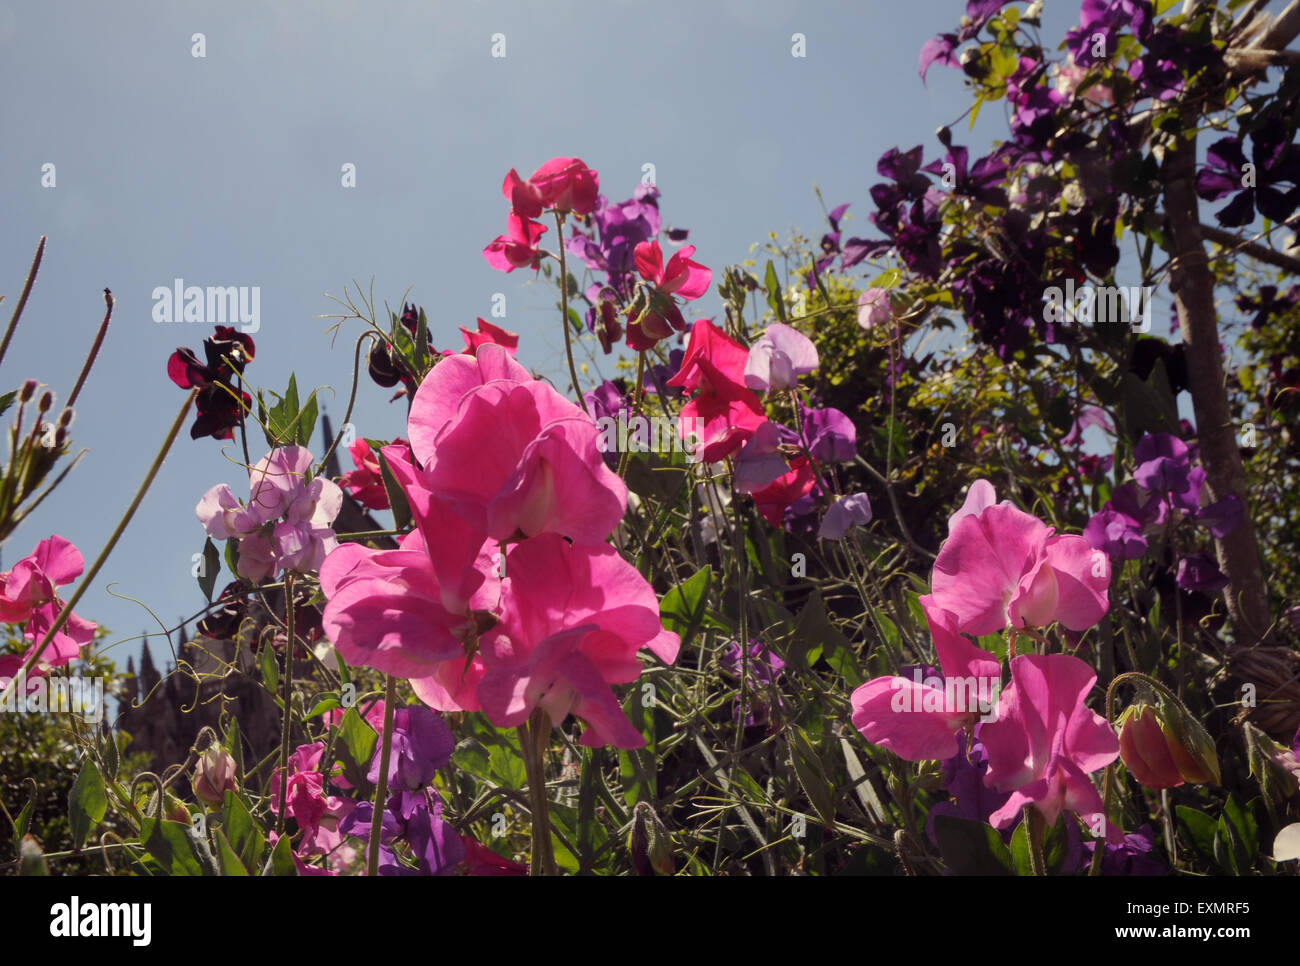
top-left (1176, 553), bottom-right (1229, 593)
top-left (167, 326), bottom-right (255, 440)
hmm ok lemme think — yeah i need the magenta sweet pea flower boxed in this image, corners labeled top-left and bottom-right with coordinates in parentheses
top-left (407, 344), bottom-right (627, 544)
top-left (339, 438), bottom-right (409, 511)
top-left (0, 535), bottom-right (97, 669)
top-left (446, 318), bottom-right (519, 358)
top-left (929, 480), bottom-right (1110, 635)
top-left (626, 241), bottom-right (712, 350)
top-left (980, 653), bottom-right (1121, 838)
top-left (476, 534), bottom-right (680, 749)
top-left (851, 596), bottom-right (1001, 761)
top-left (503, 158), bottom-right (599, 218)
top-left (743, 323), bottom-right (819, 392)
top-left (483, 213), bottom-right (547, 273)
top-left (667, 319), bottom-right (766, 464)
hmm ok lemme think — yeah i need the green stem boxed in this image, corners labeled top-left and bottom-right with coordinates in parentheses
top-left (0, 390), bottom-right (195, 701)
top-left (65, 288), bottom-right (113, 409)
top-left (367, 675), bottom-right (398, 876)
top-left (0, 237), bottom-right (45, 373)
top-left (554, 211), bottom-right (589, 415)
top-left (275, 571), bottom-right (295, 835)
top-left (1025, 805), bottom-right (1046, 876)
top-left (519, 709), bottom-right (556, 875)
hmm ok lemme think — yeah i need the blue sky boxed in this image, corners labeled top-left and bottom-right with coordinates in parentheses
top-left (0, 0), bottom-right (1089, 676)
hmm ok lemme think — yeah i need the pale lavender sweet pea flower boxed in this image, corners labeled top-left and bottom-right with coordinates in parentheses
top-left (818, 492), bottom-right (873, 540)
top-left (857, 288), bottom-right (892, 329)
top-left (734, 421), bottom-right (793, 494)
top-left (744, 323), bottom-right (819, 392)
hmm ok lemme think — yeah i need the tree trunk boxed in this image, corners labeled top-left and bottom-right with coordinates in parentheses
top-left (1161, 133), bottom-right (1272, 645)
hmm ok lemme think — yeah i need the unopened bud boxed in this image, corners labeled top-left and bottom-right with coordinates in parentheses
top-left (18, 379), bottom-right (38, 403)
top-left (192, 746), bottom-right (239, 806)
top-left (1242, 721), bottom-right (1299, 804)
top-left (57, 407), bottom-right (74, 428)
top-left (1117, 691), bottom-right (1220, 789)
top-left (36, 390), bottom-right (53, 413)
top-left (628, 801), bottom-right (674, 876)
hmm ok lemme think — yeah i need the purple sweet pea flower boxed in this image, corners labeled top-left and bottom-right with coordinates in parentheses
top-left (1194, 493), bottom-right (1243, 539)
top-left (1133, 432), bottom-right (1192, 494)
top-left (802, 407), bottom-right (857, 463)
top-left (1085, 506), bottom-right (1148, 561)
top-left (1079, 823), bottom-right (1167, 876)
top-left (818, 492), bottom-right (873, 540)
top-left (341, 789), bottom-right (464, 876)
top-left (719, 639), bottom-right (786, 727)
top-left (744, 323), bottom-right (819, 392)
top-left (584, 380), bottom-right (630, 423)
top-left (1176, 553), bottom-right (1229, 593)
top-left (367, 706), bottom-right (455, 792)
top-left (926, 735), bottom-right (1013, 846)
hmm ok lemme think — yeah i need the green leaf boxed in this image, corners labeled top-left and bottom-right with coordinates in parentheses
top-left (375, 447), bottom-right (413, 531)
top-left (932, 814), bottom-right (1014, 875)
top-left (12, 784), bottom-right (36, 854)
top-left (764, 260), bottom-right (786, 322)
top-left (224, 538), bottom-right (241, 579)
top-left (197, 537), bottom-right (220, 603)
top-left (68, 757), bottom-right (107, 849)
top-left (214, 828), bottom-right (249, 876)
top-left (336, 706), bottom-right (378, 789)
top-left (658, 567), bottom-right (711, 648)
top-left (222, 790), bottom-right (264, 871)
top-left (140, 818), bottom-right (209, 876)
top-left (787, 727), bottom-right (836, 827)
top-left (414, 307), bottom-right (430, 370)
top-left (567, 307), bottom-right (584, 334)
top-left (1176, 805), bottom-right (1218, 863)
top-left (296, 388), bottom-right (319, 448)
top-left (259, 642), bottom-right (278, 693)
top-left (0, 390), bottom-right (17, 421)
top-left (305, 695), bottom-right (342, 719)
top-left (264, 830), bottom-right (297, 876)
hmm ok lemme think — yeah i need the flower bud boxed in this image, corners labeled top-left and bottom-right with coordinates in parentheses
top-left (628, 801), bottom-right (674, 876)
top-left (1117, 694), bottom-right (1219, 789)
top-left (57, 406), bottom-right (74, 428)
top-left (1242, 721), bottom-right (1299, 804)
top-left (36, 390), bottom-right (53, 413)
top-left (18, 379), bottom-right (38, 403)
top-left (192, 746), bottom-right (239, 806)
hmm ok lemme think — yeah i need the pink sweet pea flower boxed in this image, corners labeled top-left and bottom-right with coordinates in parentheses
top-left (0, 535), bottom-right (85, 623)
top-left (851, 597), bottom-right (1000, 761)
top-left (407, 344), bottom-right (627, 544)
top-left (476, 534), bottom-right (680, 749)
top-left (929, 480), bottom-right (1110, 635)
top-left (483, 213), bottom-right (547, 273)
top-left (857, 288), bottom-right (892, 329)
top-left (503, 158), bottom-right (599, 218)
top-left (320, 466), bottom-right (498, 679)
top-left (744, 323), bottom-right (819, 392)
top-left (749, 456), bottom-right (817, 527)
top-left (667, 319), bottom-right (766, 464)
top-left (980, 653), bottom-right (1121, 838)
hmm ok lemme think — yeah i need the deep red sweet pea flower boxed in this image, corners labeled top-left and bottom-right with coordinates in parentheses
top-left (483, 213), bottom-right (548, 273)
top-left (167, 325), bottom-right (255, 440)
